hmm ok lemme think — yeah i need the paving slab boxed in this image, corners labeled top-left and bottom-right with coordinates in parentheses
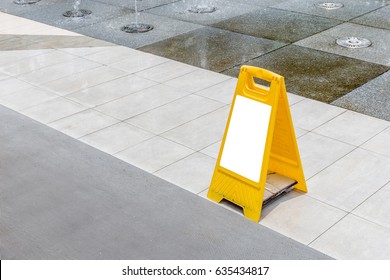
top-left (75, 12), bottom-right (202, 48)
top-left (17, 0), bottom-right (130, 30)
top-left (222, 45), bottom-right (389, 103)
top-left (310, 214), bottom-right (390, 259)
top-left (0, 105), bottom-right (331, 259)
top-left (140, 27), bottom-right (286, 72)
top-left (307, 148), bottom-right (390, 212)
top-left (93, 0), bottom-right (180, 11)
top-left (332, 70), bottom-right (390, 121)
top-left (0, 0), bottom-right (66, 16)
top-left (213, 8), bottom-right (342, 43)
top-left (271, 0), bottom-right (386, 21)
top-left (295, 23), bottom-right (390, 66)
top-left (351, 4), bottom-right (390, 30)
top-left (145, 0), bottom-right (261, 25)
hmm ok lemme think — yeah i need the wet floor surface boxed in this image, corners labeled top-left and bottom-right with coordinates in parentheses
top-left (2, 0), bottom-right (389, 119)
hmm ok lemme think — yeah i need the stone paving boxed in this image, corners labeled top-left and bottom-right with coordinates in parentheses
top-left (1, 1), bottom-right (390, 259)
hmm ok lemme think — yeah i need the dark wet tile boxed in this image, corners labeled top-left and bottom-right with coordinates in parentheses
top-left (351, 5), bottom-right (390, 30)
top-left (139, 27), bottom-right (286, 72)
top-left (222, 45), bottom-right (389, 103)
top-left (213, 8), bottom-right (341, 43)
top-left (332, 71), bottom-right (390, 121)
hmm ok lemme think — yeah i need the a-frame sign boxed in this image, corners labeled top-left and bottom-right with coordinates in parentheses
top-left (208, 66), bottom-right (307, 222)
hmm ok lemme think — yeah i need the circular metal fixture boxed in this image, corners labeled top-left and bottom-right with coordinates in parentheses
top-left (317, 2), bottom-right (344, 10)
top-left (63, 9), bottom-right (92, 17)
top-left (14, 0), bottom-right (41, 4)
top-left (336, 37), bottom-right (372, 49)
top-left (187, 5), bottom-right (217, 14)
top-left (121, 23), bottom-right (154, 33)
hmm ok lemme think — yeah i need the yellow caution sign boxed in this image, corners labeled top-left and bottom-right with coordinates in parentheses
top-left (207, 66), bottom-right (307, 222)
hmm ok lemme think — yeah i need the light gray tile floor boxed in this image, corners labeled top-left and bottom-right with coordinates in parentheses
top-left (310, 214), bottom-right (390, 260)
top-left (307, 148), bottom-right (390, 212)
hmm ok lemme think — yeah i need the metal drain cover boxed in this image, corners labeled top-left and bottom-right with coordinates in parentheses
top-left (121, 23), bottom-right (154, 33)
top-left (63, 9), bottom-right (92, 17)
top-left (187, 5), bottom-right (217, 13)
top-left (336, 37), bottom-right (372, 49)
top-left (317, 2), bottom-right (344, 9)
top-left (14, 0), bottom-right (41, 4)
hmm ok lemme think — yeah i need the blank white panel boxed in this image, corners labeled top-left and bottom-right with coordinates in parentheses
top-left (220, 95), bottom-right (271, 183)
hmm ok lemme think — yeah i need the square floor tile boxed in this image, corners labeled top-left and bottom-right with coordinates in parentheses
top-left (223, 45), bottom-right (389, 103)
top-left (272, 0), bottom-right (385, 21)
top-left (195, 78), bottom-right (237, 104)
top-left (352, 182), bottom-right (390, 229)
top-left (0, 77), bottom-right (36, 97)
top-left (0, 71), bottom-right (9, 80)
top-left (291, 99), bottom-right (346, 131)
top-left (58, 46), bottom-right (116, 57)
top-left (109, 53), bottom-right (169, 74)
top-left (352, 5), bottom-right (390, 30)
top-left (310, 214), bottom-right (390, 259)
top-left (308, 148), bottom-right (390, 211)
top-left (0, 50), bottom-right (79, 76)
top-left (287, 93), bottom-right (305, 105)
top-left (313, 110), bottom-right (389, 146)
top-left (162, 106), bottom-right (230, 150)
top-left (260, 192), bottom-right (346, 245)
top-left (295, 23), bottom-right (390, 66)
top-left (134, 60), bottom-right (197, 83)
top-left (95, 83), bottom-right (191, 120)
top-left (140, 27), bottom-right (286, 72)
top-left (213, 8), bottom-right (341, 43)
top-left (21, 97), bottom-right (88, 124)
top-left (76, 12), bottom-right (202, 49)
top-left (146, 0), bottom-right (262, 25)
top-left (40, 66), bottom-right (127, 96)
top-left (115, 136), bottom-right (194, 173)
top-left (126, 94), bottom-right (225, 134)
top-left (49, 109), bottom-right (119, 138)
top-left (17, 57), bottom-right (101, 85)
top-left (66, 74), bottom-right (157, 107)
top-left (79, 122), bottom-right (154, 155)
top-left (83, 46), bottom-right (141, 65)
top-left (298, 132), bottom-right (355, 179)
top-left (0, 49), bottom-right (53, 67)
top-left (361, 127), bottom-right (390, 158)
top-left (200, 141), bottom-right (221, 159)
top-left (0, 86), bottom-right (57, 111)
top-left (164, 68), bottom-right (230, 93)
top-left (155, 152), bottom-right (216, 194)
top-left (332, 70), bottom-right (390, 121)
